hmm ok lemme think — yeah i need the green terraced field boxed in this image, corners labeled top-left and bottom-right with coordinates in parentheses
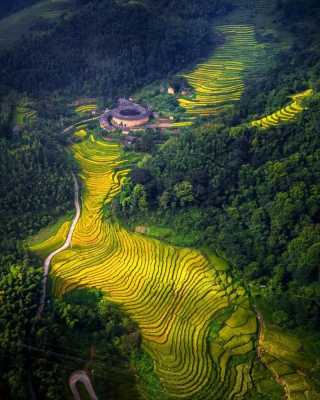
top-left (260, 325), bottom-right (319, 400)
top-left (28, 214), bottom-right (73, 258)
top-left (75, 104), bottom-right (97, 115)
top-left (250, 89), bottom-right (313, 130)
top-left (178, 24), bottom-right (262, 117)
top-left (31, 135), bottom-right (258, 398)
top-left (171, 121), bottom-right (194, 128)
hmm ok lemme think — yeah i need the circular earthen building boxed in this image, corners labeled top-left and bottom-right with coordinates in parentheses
top-left (100, 99), bottom-right (152, 132)
top-left (111, 99), bottom-right (150, 129)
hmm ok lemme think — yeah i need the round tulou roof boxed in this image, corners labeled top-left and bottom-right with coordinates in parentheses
top-left (111, 101), bottom-right (150, 121)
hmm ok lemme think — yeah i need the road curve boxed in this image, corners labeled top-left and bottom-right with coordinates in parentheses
top-left (62, 115), bottom-right (102, 134)
top-left (36, 175), bottom-right (99, 399)
top-left (69, 370), bottom-right (98, 400)
top-left (37, 172), bottom-right (81, 317)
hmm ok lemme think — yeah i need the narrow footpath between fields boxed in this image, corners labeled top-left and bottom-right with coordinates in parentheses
top-left (256, 311), bottom-right (289, 399)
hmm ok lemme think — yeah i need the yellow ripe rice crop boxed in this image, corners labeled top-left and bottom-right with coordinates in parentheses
top-left (74, 129), bottom-right (87, 138)
top-left (35, 136), bottom-right (258, 398)
top-left (178, 25), bottom-right (261, 117)
top-left (171, 121), bottom-right (194, 128)
top-left (75, 104), bottom-right (97, 114)
top-left (250, 89), bottom-right (313, 130)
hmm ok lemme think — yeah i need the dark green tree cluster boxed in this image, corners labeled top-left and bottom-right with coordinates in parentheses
top-left (0, 0), bottom-right (227, 99)
top-left (0, 263), bottom-right (42, 399)
top-left (0, 124), bottom-right (74, 270)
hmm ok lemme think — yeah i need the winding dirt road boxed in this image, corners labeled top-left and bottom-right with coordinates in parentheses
top-left (37, 172), bottom-right (81, 317)
top-left (69, 371), bottom-right (98, 400)
top-left (36, 174), bottom-right (99, 399)
top-left (62, 115), bottom-right (102, 134)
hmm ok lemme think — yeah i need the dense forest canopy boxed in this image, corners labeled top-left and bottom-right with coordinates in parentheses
top-left (0, 0), bottom-right (227, 99)
top-left (0, 93), bottom-right (74, 270)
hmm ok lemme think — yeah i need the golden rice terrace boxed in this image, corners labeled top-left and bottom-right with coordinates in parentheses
top-left (178, 25), bottom-right (262, 117)
top-left (37, 136), bottom-right (258, 399)
top-left (250, 89), bottom-right (313, 129)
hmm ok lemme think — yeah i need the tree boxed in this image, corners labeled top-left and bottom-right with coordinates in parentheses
top-left (174, 181), bottom-right (194, 207)
top-left (159, 191), bottom-right (171, 210)
top-left (0, 263), bottom-right (41, 400)
top-left (132, 184), bottom-right (149, 214)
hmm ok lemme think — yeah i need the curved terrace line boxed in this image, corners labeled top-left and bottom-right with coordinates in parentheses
top-left (49, 138), bottom-right (257, 398)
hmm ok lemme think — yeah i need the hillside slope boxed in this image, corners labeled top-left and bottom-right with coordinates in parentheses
top-left (47, 136), bottom-right (258, 399)
top-left (0, 0), bottom-right (40, 19)
top-left (113, 1), bottom-right (320, 396)
top-left (178, 0), bottom-right (268, 118)
top-left (0, 0), bottom-right (75, 50)
top-left (0, 0), bottom-right (224, 99)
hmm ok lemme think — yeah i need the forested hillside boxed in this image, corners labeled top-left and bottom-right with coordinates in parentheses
top-left (0, 93), bottom-right (74, 271)
top-left (116, 0), bottom-right (320, 331)
top-left (0, 0), bottom-right (39, 18)
top-left (0, 0), bottom-right (227, 98)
